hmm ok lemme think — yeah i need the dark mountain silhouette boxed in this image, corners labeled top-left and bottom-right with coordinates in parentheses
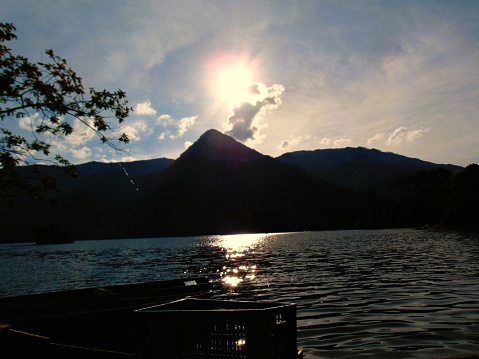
top-left (125, 129), bottom-right (368, 238)
top-left (176, 129), bottom-right (265, 166)
top-left (0, 129), bottom-right (474, 243)
top-left (74, 158), bottom-right (174, 178)
top-left (0, 158), bottom-right (174, 242)
top-left (53, 158), bottom-right (174, 194)
top-left (277, 147), bottom-right (461, 193)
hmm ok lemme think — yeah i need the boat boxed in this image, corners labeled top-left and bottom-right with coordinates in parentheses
top-left (0, 277), bottom-right (213, 358)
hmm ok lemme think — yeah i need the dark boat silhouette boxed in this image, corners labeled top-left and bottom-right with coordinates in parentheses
top-left (0, 277), bottom-right (213, 357)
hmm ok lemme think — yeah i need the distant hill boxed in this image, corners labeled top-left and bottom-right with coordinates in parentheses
top-left (74, 158), bottom-right (174, 178)
top-left (1, 157), bottom-right (175, 242)
top-left (277, 147), bottom-right (462, 193)
top-left (54, 158), bottom-right (174, 194)
top-left (0, 130), bottom-right (474, 243)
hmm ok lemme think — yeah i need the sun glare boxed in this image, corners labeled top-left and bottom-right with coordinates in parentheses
top-left (214, 233), bottom-right (265, 289)
top-left (220, 233), bottom-right (264, 252)
top-left (216, 64), bottom-right (253, 105)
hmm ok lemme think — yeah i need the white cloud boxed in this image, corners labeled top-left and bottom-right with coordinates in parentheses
top-left (386, 127), bottom-right (408, 146)
top-left (157, 114), bottom-right (197, 140)
top-left (367, 133), bottom-right (385, 146)
top-left (184, 141), bottom-right (193, 149)
top-left (334, 139), bottom-right (352, 147)
top-left (70, 146), bottom-right (92, 159)
top-left (178, 115), bottom-right (198, 137)
top-left (135, 120), bottom-right (150, 133)
top-left (320, 138), bottom-right (331, 146)
top-left (224, 82), bottom-right (285, 147)
top-left (407, 127), bottom-right (430, 142)
top-left (135, 100), bottom-right (157, 115)
top-left (277, 136), bottom-right (302, 150)
top-left (386, 126), bottom-right (429, 146)
top-left (122, 125), bottom-right (141, 141)
top-left (64, 118), bottom-right (96, 146)
top-left (122, 120), bottom-right (153, 140)
top-left (157, 114), bottom-right (174, 126)
top-left (18, 114), bottom-right (39, 130)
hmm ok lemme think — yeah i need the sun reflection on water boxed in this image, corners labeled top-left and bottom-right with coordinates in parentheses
top-left (219, 233), bottom-right (266, 251)
top-left (214, 233), bottom-right (267, 290)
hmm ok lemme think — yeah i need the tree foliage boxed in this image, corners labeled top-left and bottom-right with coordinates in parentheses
top-left (0, 23), bottom-right (131, 203)
top-left (388, 164), bottom-right (479, 230)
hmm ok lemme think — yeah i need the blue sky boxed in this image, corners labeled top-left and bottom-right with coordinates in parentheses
top-left (2, 0), bottom-right (478, 166)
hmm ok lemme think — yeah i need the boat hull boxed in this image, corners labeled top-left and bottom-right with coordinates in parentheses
top-left (0, 277), bottom-right (213, 357)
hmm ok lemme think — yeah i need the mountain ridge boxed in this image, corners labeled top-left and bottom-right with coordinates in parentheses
top-left (57, 130), bottom-right (462, 192)
top-left (130, 129), bottom-right (358, 238)
top-left (0, 129), bottom-right (472, 243)
top-left (276, 146), bottom-right (461, 192)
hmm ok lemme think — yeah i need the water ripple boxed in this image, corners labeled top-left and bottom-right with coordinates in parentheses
top-left (1, 229), bottom-right (478, 358)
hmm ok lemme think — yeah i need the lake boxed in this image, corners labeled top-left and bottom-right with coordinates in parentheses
top-left (1, 229), bottom-right (478, 358)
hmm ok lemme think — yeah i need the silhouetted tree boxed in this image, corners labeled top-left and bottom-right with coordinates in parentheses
top-left (441, 164), bottom-right (479, 230)
top-left (388, 165), bottom-right (479, 230)
top-left (0, 23), bottom-right (131, 204)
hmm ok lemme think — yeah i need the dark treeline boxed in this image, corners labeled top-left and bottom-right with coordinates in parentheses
top-left (385, 164), bottom-right (479, 231)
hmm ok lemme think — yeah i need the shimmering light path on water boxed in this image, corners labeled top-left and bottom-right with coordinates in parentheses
top-left (1, 229), bottom-right (478, 358)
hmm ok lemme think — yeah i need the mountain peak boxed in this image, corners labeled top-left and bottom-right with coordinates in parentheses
top-left (178, 129), bottom-right (264, 166)
top-left (198, 128), bottom-right (227, 141)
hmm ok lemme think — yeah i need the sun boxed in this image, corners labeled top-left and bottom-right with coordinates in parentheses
top-left (205, 52), bottom-right (260, 111)
top-left (215, 63), bottom-right (254, 105)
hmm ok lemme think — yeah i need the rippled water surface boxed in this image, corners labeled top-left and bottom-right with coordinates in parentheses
top-left (1, 229), bottom-right (478, 358)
